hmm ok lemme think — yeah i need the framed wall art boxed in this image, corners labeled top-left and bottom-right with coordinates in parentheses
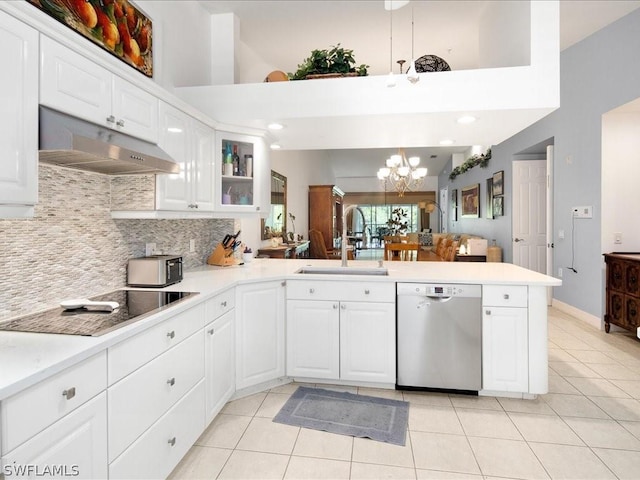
top-left (486, 178), bottom-right (494, 219)
top-left (461, 184), bottom-right (480, 218)
top-left (27, 0), bottom-right (153, 77)
top-left (493, 196), bottom-right (504, 217)
top-left (451, 189), bottom-right (458, 221)
top-left (492, 170), bottom-right (504, 197)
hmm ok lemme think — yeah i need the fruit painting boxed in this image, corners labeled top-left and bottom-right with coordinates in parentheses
top-left (27, 0), bottom-right (153, 77)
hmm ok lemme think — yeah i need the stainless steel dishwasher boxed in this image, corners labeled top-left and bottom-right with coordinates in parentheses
top-left (396, 283), bottom-right (482, 393)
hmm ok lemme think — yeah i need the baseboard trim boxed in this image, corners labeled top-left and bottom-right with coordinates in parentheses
top-left (552, 299), bottom-right (602, 331)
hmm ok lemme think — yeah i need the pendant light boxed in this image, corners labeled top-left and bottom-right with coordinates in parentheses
top-left (386, 6), bottom-right (396, 87)
top-left (406, 7), bottom-right (419, 84)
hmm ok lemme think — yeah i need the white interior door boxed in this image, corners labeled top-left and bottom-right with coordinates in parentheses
top-left (512, 160), bottom-right (547, 275)
top-left (546, 146), bottom-right (554, 303)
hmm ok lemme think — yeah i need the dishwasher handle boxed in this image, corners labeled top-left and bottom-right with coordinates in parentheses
top-left (425, 295), bottom-right (454, 303)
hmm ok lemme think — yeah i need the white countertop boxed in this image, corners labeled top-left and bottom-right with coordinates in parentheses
top-left (0, 259), bottom-right (560, 399)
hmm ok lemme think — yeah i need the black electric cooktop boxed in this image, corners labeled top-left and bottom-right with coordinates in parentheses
top-left (0, 290), bottom-right (198, 337)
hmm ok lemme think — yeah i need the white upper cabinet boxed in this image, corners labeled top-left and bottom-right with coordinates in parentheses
top-left (156, 102), bottom-right (215, 212)
top-left (40, 36), bottom-right (158, 143)
top-left (0, 11), bottom-right (38, 218)
top-left (215, 131), bottom-right (269, 215)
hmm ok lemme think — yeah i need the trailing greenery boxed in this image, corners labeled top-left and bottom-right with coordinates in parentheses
top-left (449, 148), bottom-right (492, 180)
top-left (288, 44), bottom-right (369, 80)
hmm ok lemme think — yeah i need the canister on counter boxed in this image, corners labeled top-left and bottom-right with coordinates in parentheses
top-left (487, 239), bottom-right (502, 262)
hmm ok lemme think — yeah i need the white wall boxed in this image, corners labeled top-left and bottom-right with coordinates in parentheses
top-left (137, 1), bottom-right (212, 90)
top-left (479, 0), bottom-right (531, 68)
top-left (601, 110), bottom-right (640, 252)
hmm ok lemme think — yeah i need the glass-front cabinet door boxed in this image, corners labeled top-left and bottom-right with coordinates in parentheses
top-left (215, 131), bottom-right (266, 214)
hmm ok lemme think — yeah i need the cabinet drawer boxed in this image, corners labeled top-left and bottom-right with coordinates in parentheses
top-left (109, 381), bottom-right (205, 480)
top-left (108, 330), bottom-right (204, 462)
top-left (1, 351), bottom-right (107, 454)
top-left (2, 393), bottom-right (108, 479)
top-left (206, 288), bottom-right (235, 321)
top-left (108, 302), bottom-right (204, 384)
top-left (483, 285), bottom-right (528, 308)
top-left (287, 280), bottom-right (395, 303)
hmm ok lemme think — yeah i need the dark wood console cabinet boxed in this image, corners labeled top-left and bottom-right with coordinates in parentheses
top-left (309, 185), bottom-right (344, 251)
top-left (604, 253), bottom-right (640, 333)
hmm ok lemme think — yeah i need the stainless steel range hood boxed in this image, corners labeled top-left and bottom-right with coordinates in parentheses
top-left (38, 107), bottom-right (180, 175)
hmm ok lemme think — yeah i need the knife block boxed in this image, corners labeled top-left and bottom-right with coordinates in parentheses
top-left (207, 244), bottom-right (237, 266)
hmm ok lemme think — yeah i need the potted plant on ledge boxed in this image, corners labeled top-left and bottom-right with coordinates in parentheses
top-left (289, 44), bottom-right (369, 80)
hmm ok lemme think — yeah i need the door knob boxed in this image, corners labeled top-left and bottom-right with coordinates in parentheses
top-left (514, 238), bottom-right (525, 243)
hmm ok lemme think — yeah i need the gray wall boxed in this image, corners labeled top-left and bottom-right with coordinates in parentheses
top-left (439, 9), bottom-right (640, 319)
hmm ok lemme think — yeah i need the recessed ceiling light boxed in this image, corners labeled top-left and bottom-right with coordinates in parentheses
top-left (167, 127), bottom-right (183, 133)
top-left (439, 139), bottom-right (454, 146)
top-left (457, 115), bottom-right (477, 124)
top-left (270, 143), bottom-right (281, 150)
top-left (268, 123), bottom-right (284, 130)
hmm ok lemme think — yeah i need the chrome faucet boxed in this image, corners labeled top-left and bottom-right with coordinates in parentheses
top-left (342, 204), bottom-right (365, 267)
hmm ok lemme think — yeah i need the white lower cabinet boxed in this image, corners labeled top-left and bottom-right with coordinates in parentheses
top-left (339, 301), bottom-right (396, 383)
top-left (286, 281), bottom-right (396, 384)
top-left (204, 290), bottom-right (236, 423)
top-left (482, 286), bottom-right (529, 392)
top-left (286, 300), bottom-right (340, 379)
top-left (2, 393), bottom-right (107, 480)
top-left (109, 381), bottom-right (205, 480)
top-left (108, 330), bottom-right (204, 462)
top-left (236, 280), bottom-right (286, 390)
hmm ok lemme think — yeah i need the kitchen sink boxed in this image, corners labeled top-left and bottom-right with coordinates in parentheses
top-left (295, 266), bottom-right (389, 276)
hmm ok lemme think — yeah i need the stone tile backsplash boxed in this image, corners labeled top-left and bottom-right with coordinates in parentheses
top-left (0, 164), bottom-right (233, 319)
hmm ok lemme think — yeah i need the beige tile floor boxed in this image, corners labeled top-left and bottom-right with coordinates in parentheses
top-left (169, 307), bottom-right (640, 479)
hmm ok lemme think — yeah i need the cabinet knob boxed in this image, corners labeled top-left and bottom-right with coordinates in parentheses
top-left (309, 288), bottom-right (315, 294)
top-left (503, 294), bottom-right (510, 300)
top-left (208, 328), bottom-right (214, 335)
top-left (167, 330), bottom-right (176, 339)
top-left (221, 301), bottom-right (227, 307)
top-left (168, 437), bottom-right (176, 447)
top-left (485, 309), bottom-right (491, 315)
top-left (333, 304), bottom-right (338, 309)
top-left (116, 119), bottom-right (125, 127)
top-left (167, 377), bottom-right (176, 386)
top-left (341, 304), bottom-right (346, 310)
top-left (364, 289), bottom-right (370, 295)
top-left (62, 387), bottom-right (76, 400)
top-left (281, 281), bottom-right (286, 287)
top-left (106, 115), bottom-right (115, 123)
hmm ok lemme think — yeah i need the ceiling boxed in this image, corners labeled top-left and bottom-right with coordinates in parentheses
top-left (197, 0), bottom-right (640, 178)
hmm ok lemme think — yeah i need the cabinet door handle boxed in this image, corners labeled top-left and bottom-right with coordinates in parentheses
top-left (208, 328), bottom-right (214, 335)
top-left (309, 288), bottom-right (315, 294)
top-left (62, 387), bottom-right (76, 400)
top-left (167, 331), bottom-right (176, 339)
top-left (106, 115), bottom-right (115, 124)
top-left (503, 294), bottom-right (510, 300)
top-left (221, 301), bottom-right (227, 307)
top-left (485, 309), bottom-right (491, 315)
top-left (168, 437), bottom-right (176, 447)
top-left (333, 304), bottom-right (338, 309)
top-left (116, 119), bottom-right (125, 127)
top-left (341, 304), bottom-right (346, 310)
top-left (281, 281), bottom-right (286, 287)
top-left (364, 289), bottom-right (370, 295)
top-left (167, 377), bottom-right (176, 386)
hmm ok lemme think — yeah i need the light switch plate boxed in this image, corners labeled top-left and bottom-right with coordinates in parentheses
top-left (572, 206), bottom-right (593, 218)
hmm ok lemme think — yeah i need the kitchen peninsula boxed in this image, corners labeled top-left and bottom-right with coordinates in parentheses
top-left (0, 259), bottom-right (560, 479)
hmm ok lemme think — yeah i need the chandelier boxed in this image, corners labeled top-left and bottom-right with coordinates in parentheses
top-left (377, 149), bottom-right (427, 197)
